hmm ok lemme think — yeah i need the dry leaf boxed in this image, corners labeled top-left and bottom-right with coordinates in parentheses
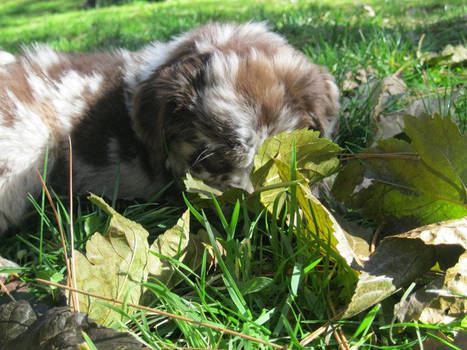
top-left (424, 44), bottom-right (467, 67)
top-left (73, 194), bottom-right (149, 327)
top-left (356, 68), bottom-right (368, 83)
top-left (147, 210), bottom-right (191, 286)
top-left (371, 76), bottom-right (407, 120)
top-left (343, 218), bottom-right (466, 319)
top-left (395, 218), bottom-right (467, 323)
top-left (363, 5), bottom-right (376, 17)
top-left (374, 86), bottom-right (463, 140)
top-left (343, 79), bottom-right (359, 91)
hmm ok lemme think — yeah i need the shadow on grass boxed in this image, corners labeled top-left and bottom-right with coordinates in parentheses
top-left (1, 0), bottom-right (465, 54)
top-left (415, 15), bottom-right (467, 51)
top-left (0, 0), bottom-right (77, 24)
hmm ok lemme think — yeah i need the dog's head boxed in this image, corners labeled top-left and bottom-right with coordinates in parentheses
top-left (130, 23), bottom-right (339, 192)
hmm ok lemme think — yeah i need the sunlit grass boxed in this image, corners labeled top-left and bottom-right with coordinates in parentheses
top-left (0, 0), bottom-right (465, 348)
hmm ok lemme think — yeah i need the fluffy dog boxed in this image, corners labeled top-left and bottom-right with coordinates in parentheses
top-left (0, 22), bottom-right (338, 233)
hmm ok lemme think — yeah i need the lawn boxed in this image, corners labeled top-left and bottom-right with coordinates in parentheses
top-left (0, 0), bottom-right (466, 349)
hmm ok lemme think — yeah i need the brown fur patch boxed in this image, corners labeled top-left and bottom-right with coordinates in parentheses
top-left (235, 54), bottom-right (284, 128)
top-left (0, 166), bottom-right (9, 177)
top-left (0, 64), bottom-right (35, 127)
top-left (131, 52), bottom-right (209, 161)
top-left (234, 49), bottom-right (338, 134)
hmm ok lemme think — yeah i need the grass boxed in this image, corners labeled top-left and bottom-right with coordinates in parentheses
top-left (1, 0), bottom-right (466, 349)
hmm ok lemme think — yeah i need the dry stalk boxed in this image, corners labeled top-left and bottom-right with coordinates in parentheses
top-left (68, 136), bottom-right (79, 312)
top-left (370, 223), bottom-right (384, 254)
top-left (35, 170), bottom-right (77, 310)
top-left (299, 321), bottom-right (332, 347)
top-left (0, 278), bottom-right (16, 302)
top-left (327, 295), bottom-right (350, 350)
top-left (339, 152), bottom-right (420, 162)
top-left (35, 278), bottom-right (286, 350)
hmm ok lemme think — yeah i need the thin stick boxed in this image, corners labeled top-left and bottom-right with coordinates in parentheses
top-left (0, 278), bottom-right (16, 302)
top-left (35, 170), bottom-right (76, 311)
top-left (339, 152), bottom-right (420, 161)
top-left (370, 223), bottom-right (384, 254)
top-left (35, 278), bottom-right (285, 350)
top-left (299, 322), bottom-right (331, 347)
top-left (68, 136), bottom-right (79, 312)
top-left (327, 296), bottom-right (350, 350)
top-left (333, 327), bottom-right (349, 350)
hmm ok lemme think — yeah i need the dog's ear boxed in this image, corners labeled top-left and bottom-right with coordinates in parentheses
top-left (131, 53), bottom-right (209, 162)
top-left (300, 65), bottom-right (340, 138)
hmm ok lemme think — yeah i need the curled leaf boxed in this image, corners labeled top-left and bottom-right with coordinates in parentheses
top-left (147, 210), bottom-right (190, 286)
top-left (423, 44), bottom-right (467, 67)
top-left (343, 218), bottom-right (466, 319)
top-left (395, 218), bottom-right (467, 324)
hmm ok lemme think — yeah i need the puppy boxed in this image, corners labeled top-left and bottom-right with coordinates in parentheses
top-left (0, 22), bottom-right (338, 234)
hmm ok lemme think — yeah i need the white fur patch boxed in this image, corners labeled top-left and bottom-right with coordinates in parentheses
top-left (0, 88), bottom-right (53, 227)
top-left (0, 46), bottom-right (107, 231)
top-left (22, 44), bottom-right (61, 69)
top-left (0, 50), bottom-right (15, 65)
top-left (0, 21), bottom-right (339, 237)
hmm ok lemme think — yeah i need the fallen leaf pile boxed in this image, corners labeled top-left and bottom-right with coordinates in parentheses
top-left (333, 113), bottom-right (466, 321)
top-left (71, 112), bottom-right (465, 329)
top-left (74, 195), bottom-right (210, 326)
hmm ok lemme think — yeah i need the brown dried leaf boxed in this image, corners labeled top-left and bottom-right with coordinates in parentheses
top-left (371, 76), bottom-right (407, 120)
top-left (74, 194), bottom-right (149, 327)
top-left (343, 79), bottom-right (359, 91)
top-left (424, 44), bottom-right (467, 67)
top-left (147, 210), bottom-right (191, 286)
top-left (396, 218), bottom-right (467, 323)
top-left (343, 218), bottom-right (466, 319)
top-left (363, 5), bottom-right (376, 17)
top-left (375, 87), bottom-right (463, 140)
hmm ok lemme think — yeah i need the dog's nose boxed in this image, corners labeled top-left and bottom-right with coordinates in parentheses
top-left (233, 177), bottom-right (254, 194)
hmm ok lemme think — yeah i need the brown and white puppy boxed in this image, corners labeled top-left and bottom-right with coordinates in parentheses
top-left (0, 22), bottom-right (338, 234)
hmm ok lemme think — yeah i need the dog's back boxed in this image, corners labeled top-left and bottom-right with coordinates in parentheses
top-left (0, 46), bottom-right (159, 231)
top-left (0, 22), bottom-right (339, 233)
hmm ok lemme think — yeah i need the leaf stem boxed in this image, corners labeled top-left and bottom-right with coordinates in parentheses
top-left (339, 152), bottom-right (420, 161)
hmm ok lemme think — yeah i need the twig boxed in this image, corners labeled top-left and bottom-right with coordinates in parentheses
top-left (327, 296), bottom-right (350, 350)
top-left (370, 223), bottom-right (384, 254)
top-left (35, 278), bottom-right (286, 350)
top-left (299, 322), bottom-right (332, 347)
top-left (68, 136), bottom-right (79, 312)
top-left (333, 327), bottom-right (350, 350)
top-left (35, 171), bottom-right (76, 310)
top-left (0, 278), bottom-right (16, 302)
top-left (339, 152), bottom-right (420, 162)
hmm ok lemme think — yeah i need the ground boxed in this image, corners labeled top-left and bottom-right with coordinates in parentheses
top-left (0, 1), bottom-right (465, 349)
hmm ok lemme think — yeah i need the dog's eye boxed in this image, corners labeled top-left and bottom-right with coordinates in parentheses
top-left (202, 156), bottom-right (232, 174)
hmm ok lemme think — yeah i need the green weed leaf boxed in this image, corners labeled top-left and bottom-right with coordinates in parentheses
top-left (333, 115), bottom-right (467, 228)
top-left (273, 159), bottom-right (368, 268)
